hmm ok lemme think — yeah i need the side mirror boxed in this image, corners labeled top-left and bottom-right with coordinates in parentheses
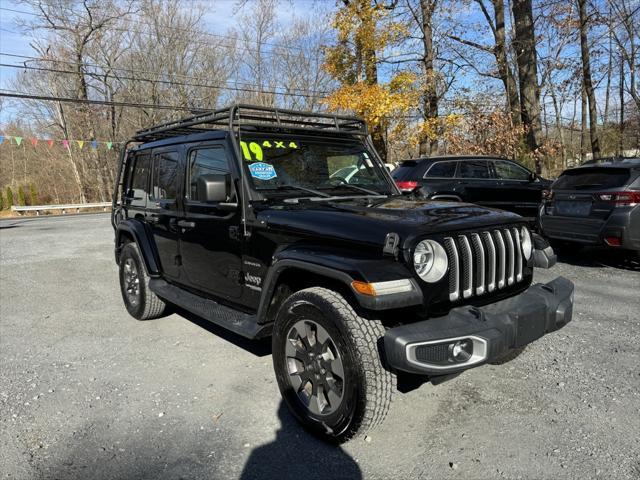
top-left (197, 174), bottom-right (235, 206)
top-left (529, 172), bottom-right (538, 183)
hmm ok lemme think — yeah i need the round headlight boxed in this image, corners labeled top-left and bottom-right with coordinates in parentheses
top-left (413, 239), bottom-right (448, 283)
top-left (521, 227), bottom-right (533, 260)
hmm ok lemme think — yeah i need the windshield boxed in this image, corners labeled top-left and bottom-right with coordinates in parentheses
top-left (237, 134), bottom-right (394, 197)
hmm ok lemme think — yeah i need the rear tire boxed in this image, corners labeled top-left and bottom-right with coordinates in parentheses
top-left (272, 287), bottom-right (395, 443)
top-left (118, 242), bottom-right (167, 320)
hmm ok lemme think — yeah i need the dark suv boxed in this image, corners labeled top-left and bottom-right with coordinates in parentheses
top-left (392, 156), bottom-right (551, 221)
top-left (539, 159), bottom-right (640, 253)
top-left (111, 105), bottom-right (573, 442)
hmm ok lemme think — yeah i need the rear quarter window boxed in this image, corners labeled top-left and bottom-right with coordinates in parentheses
top-left (424, 161), bottom-right (457, 178)
top-left (392, 161), bottom-right (421, 180)
top-left (553, 168), bottom-right (630, 190)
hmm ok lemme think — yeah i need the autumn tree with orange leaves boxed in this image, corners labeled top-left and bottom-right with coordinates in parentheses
top-left (323, 0), bottom-right (418, 160)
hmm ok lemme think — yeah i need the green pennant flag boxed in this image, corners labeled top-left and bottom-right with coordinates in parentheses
top-left (106, 141), bottom-right (113, 150)
top-left (14, 136), bottom-right (23, 146)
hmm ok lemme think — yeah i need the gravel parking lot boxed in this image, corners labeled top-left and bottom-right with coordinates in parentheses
top-left (1, 214), bottom-right (639, 480)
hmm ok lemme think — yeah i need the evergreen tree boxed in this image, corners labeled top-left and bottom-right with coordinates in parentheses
top-left (29, 183), bottom-right (38, 206)
top-left (18, 186), bottom-right (26, 206)
top-left (6, 187), bottom-right (14, 208)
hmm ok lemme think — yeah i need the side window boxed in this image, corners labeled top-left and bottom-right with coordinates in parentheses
top-left (493, 160), bottom-right (531, 181)
top-left (458, 160), bottom-right (492, 179)
top-left (425, 161), bottom-right (457, 178)
top-left (187, 147), bottom-right (230, 200)
top-left (151, 151), bottom-right (179, 200)
top-left (130, 154), bottom-right (151, 193)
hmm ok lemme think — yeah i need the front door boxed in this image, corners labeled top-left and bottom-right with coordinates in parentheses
top-left (179, 143), bottom-right (243, 300)
top-left (147, 148), bottom-right (182, 281)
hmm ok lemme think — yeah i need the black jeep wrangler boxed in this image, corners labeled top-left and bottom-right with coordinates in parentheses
top-left (111, 105), bottom-right (574, 442)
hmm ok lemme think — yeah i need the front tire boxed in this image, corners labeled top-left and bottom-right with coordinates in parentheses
top-left (118, 242), bottom-right (167, 320)
top-left (272, 287), bottom-right (395, 443)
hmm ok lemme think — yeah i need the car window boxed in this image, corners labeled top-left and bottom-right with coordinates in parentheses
top-left (130, 154), bottom-right (151, 192)
top-left (151, 151), bottom-right (179, 200)
top-left (553, 168), bottom-right (630, 190)
top-left (393, 160), bottom-right (424, 180)
top-left (425, 161), bottom-right (457, 178)
top-left (493, 160), bottom-right (530, 181)
top-left (187, 147), bottom-right (230, 200)
top-left (458, 160), bottom-right (492, 179)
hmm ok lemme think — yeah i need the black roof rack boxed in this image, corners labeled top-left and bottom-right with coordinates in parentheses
top-left (132, 103), bottom-right (368, 143)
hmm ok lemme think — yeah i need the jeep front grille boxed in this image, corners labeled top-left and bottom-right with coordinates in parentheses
top-left (444, 227), bottom-right (525, 301)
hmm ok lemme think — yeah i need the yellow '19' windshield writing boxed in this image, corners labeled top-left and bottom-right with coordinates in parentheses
top-left (239, 140), bottom-right (298, 161)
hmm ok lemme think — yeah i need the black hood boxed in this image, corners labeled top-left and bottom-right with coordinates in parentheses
top-left (257, 197), bottom-right (523, 249)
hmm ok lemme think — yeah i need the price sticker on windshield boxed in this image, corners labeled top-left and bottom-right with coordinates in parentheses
top-left (240, 139), bottom-right (298, 161)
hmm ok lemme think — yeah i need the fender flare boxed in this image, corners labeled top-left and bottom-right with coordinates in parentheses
top-left (115, 219), bottom-right (160, 275)
top-left (256, 255), bottom-right (423, 322)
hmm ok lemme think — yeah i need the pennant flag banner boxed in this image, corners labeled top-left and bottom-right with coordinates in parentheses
top-left (0, 135), bottom-right (122, 150)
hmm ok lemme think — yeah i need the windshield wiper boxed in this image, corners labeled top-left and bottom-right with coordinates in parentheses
top-left (328, 180), bottom-right (385, 196)
top-left (263, 184), bottom-right (331, 198)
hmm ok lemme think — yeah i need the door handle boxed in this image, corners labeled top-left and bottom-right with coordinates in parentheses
top-left (177, 220), bottom-right (196, 229)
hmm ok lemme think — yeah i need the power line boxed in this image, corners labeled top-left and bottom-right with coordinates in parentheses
top-left (0, 90), bottom-right (209, 111)
top-left (0, 61), bottom-right (330, 99)
top-left (0, 51), bottom-right (331, 96)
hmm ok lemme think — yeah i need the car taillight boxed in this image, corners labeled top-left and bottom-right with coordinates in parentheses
top-left (595, 191), bottom-right (640, 206)
top-left (395, 180), bottom-right (418, 192)
top-left (542, 189), bottom-right (554, 200)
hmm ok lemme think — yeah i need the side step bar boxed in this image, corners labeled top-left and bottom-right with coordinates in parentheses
top-left (149, 279), bottom-right (271, 339)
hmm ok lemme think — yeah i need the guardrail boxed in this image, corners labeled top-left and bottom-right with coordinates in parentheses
top-left (11, 202), bottom-right (112, 215)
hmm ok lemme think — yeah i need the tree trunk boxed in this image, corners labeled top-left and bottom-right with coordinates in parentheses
top-left (511, 0), bottom-right (543, 171)
top-left (578, 0), bottom-right (600, 159)
top-left (580, 83), bottom-right (588, 161)
top-left (491, 0), bottom-right (520, 126)
top-left (419, 0), bottom-right (438, 156)
top-left (619, 54), bottom-right (625, 155)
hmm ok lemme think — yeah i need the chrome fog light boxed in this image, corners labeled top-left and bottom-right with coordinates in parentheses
top-left (450, 339), bottom-right (473, 362)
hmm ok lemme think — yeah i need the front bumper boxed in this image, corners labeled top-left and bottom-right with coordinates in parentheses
top-left (384, 276), bottom-right (574, 375)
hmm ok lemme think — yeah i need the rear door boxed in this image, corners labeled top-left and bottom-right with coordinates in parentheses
top-left (456, 160), bottom-right (496, 205)
top-left (147, 148), bottom-right (182, 281)
top-left (179, 142), bottom-right (243, 300)
top-left (491, 159), bottom-right (541, 218)
top-left (421, 160), bottom-right (459, 198)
